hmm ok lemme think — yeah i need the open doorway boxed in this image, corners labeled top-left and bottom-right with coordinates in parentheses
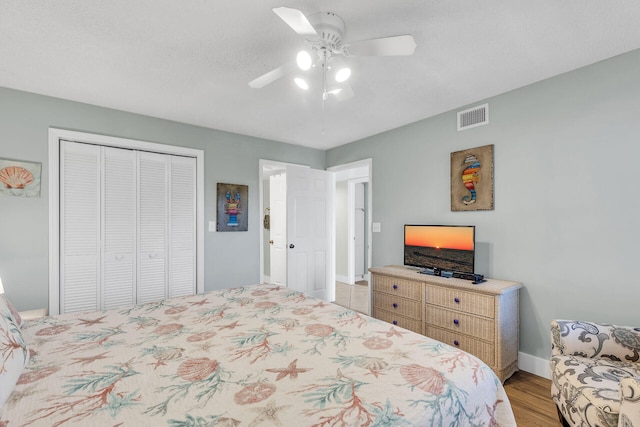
top-left (329, 159), bottom-right (372, 315)
top-left (259, 161), bottom-right (286, 285)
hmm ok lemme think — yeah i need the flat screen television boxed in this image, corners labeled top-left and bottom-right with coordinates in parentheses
top-left (404, 225), bottom-right (475, 274)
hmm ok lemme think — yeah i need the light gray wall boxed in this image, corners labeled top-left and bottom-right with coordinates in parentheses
top-left (0, 86), bottom-right (325, 311)
top-left (327, 48), bottom-right (640, 361)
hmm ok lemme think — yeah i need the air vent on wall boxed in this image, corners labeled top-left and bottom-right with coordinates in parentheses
top-left (457, 103), bottom-right (488, 131)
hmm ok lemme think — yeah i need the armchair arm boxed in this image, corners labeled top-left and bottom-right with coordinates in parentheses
top-left (550, 319), bottom-right (640, 361)
top-left (619, 377), bottom-right (640, 427)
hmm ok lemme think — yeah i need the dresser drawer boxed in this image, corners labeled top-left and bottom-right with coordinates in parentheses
top-left (372, 275), bottom-right (422, 300)
top-left (425, 326), bottom-right (495, 368)
top-left (374, 309), bottom-right (423, 334)
top-left (426, 285), bottom-right (494, 318)
top-left (373, 292), bottom-right (422, 320)
top-left (425, 305), bottom-right (495, 342)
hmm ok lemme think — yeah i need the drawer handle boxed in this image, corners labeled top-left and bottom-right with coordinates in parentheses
top-left (393, 320), bottom-right (398, 325)
top-left (392, 303), bottom-right (398, 308)
top-left (393, 283), bottom-right (398, 289)
top-left (454, 297), bottom-right (460, 304)
top-left (453, 319), bottom-right (459, 325)
top-left (453, 340), bottom-right (460, 346)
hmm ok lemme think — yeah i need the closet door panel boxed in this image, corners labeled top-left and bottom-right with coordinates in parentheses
top-left (59, 140), bottom-right (198, 313)
top-left (137, 152), bottom-right (168, 303)
top-left (60, 141), bottom-right (100, 313)
top-left (102, 146), bottom-right (137, 310)
top-left (169, 156), bottom-right (196, 298)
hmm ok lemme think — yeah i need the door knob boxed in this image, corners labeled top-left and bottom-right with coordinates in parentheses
top-left (289, 244), bottom-right (295, 249)
top-left (269, 240), bottom-right (274, 245)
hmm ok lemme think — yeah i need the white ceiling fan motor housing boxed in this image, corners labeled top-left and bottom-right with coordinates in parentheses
top-left (307, 12), bottom-right (346, 52)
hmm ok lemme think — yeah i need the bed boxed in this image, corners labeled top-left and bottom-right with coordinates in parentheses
top-left (1, 284), bottom-right (516, 426)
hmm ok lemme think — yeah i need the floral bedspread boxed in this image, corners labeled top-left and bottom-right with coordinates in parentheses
top-left (1, 284), bottom-right (516, 426)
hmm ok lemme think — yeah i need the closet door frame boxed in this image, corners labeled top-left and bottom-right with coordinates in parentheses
top-left (48, 128), bottom-right (205, 315)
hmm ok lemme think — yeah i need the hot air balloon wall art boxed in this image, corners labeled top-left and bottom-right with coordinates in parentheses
top-left (450, 145), bottom-right (494, 211)
top-left (0, 157), bottom-right (42, 198)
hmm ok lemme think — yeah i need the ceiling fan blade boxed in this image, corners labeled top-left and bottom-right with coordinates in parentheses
top-left (249, 62), bottom-right (296, 89)
top-left (272, 7), bottom-right (318, 37)
top-left (347, 35), bottom-right (417, 56)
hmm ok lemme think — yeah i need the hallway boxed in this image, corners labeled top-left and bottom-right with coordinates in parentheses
top-left (333, 280), bottom-right (369, 315)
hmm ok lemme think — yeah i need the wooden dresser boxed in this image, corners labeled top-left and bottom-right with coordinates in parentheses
top-left (369, 265), bottom-right (522, 382)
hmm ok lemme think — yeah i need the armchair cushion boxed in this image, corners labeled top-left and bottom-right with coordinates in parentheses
top-left (551, 320), bottom-right (640, 361)
top-left (619, 377), bottom-right (640, 426)
top-left (550, 320), bottom-right (640, 427)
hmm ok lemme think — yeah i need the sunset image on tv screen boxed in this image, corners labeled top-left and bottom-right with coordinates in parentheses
top-left (404, 225), bottom-right (475, 273)
top-left (405, 225), bottom-right (474, 251)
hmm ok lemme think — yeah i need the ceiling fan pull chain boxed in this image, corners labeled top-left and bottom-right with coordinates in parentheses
top-left (322, 49), bottom-right (328, 98)
top-left (321, 51), bottom-right (327, 134)
top-left (322, 105), bottom-right (325, 135)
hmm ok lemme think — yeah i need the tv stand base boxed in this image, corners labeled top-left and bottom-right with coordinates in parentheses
top-left (418, 268), bottom-right (485, 284)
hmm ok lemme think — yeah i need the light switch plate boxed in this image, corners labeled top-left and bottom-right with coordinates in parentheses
top-left (209, 221), bottom-right (216, 232)
top-left (372, 222), bottom-right (381, 233)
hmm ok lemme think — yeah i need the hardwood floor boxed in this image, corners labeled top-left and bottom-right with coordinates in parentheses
top-left (504, 370), bottom-right (562, 426)
top-left (336, 281), bottom-right (561, 426)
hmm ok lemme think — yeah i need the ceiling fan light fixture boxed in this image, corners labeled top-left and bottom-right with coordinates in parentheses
top-left (294, 77), bottom-right (309, 90)
top-left (334, 67), bottom-right (351, 83)
top-left (296, 50), bottom-right (312, 70)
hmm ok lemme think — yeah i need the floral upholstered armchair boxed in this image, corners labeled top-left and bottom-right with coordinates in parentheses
top-left (550, 320), bottom-right (640, 427)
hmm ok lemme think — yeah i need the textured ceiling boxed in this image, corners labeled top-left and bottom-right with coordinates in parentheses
top-left (2, 1), bottom-right (640, 150)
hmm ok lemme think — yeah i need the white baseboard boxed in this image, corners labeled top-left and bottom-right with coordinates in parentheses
top-left (518, 352), bottom-right (551, 379)
top-left (19, 308), bottom-right (49, 321)
top-left (262, 275), bottom-right (271, 284)
top-left (336, 275), bottom-right (350, 284)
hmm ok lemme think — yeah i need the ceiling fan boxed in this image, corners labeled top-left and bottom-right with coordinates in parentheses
top-left (248, 7), bottom-right (417, 102)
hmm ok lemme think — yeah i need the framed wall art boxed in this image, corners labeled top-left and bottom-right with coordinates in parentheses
top-left (0, 157), bottom-right (42, 198)
top-left (451, 144), bottom-right (494, 211)
top-left (216, 183), bottom-right (248, 231)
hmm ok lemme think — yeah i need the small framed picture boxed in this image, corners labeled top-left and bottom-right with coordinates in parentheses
top-left (0, 157), bottom-right (42, 198)
top-left (216, 183), bottom-right (248, 231)
top-left (451, 144), bottom-right (494, 211)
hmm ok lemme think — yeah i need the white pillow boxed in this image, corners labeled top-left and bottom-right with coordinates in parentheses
top-left (0, 312), bottom-right (29, 407)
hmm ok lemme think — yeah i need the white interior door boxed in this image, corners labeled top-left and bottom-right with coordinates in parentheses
top-left (168, 155), bottom-right (197, 298)
top-left (137, 151), bottom-right (168, 304)
top-left (102, 146), bottom-right (136, 310)
top-left (51, 129), bottom-right (204, 316)
top-left (286, 165), bottom-right (332, 301)
top-left (60, 141), bottom-right (101, 313)
top-left (269, 173), bottom-right (287, 286)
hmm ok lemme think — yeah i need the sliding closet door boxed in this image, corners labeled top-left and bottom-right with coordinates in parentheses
top-left (60, 141), bottom-right (101, 313)
top-left (137, 152), bottom-right (169, 304)
top-left (102, 147), bottom-right (137, 310)
top-left (168, 156), bottom-right (196, 298)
